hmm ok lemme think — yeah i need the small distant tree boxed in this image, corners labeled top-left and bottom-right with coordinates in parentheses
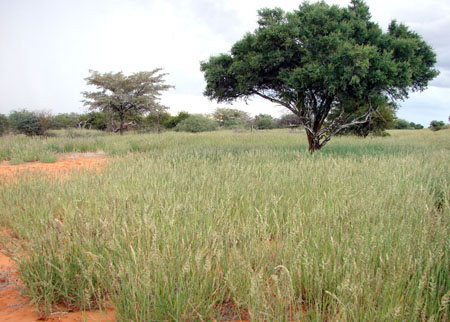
top-left (278, 113), bottom-right (302, 128)
top-left (429, 120), bottom-right (445, 131)
top-left (408, 122), bottom-right (424, 130)
top-left (164, 111), bottom-right (191, 129)
top-left (0, 114), bottom-right (9, 136)
top-left (254, 114), bottom-right (276, 130)
top-left (51, 113), bottom-right (80, 129)
top-left (212, 108), bottom-right (250, 128)
top-left (143, 108), bottom-right (171, 133)
top-left (394, 119), bottom-right (411, 130)
top-left (82, 69), bottom-right (173, 135)
top-left (174, 115), bottom-right (218, 133)
top-left (9, 109), bottom-right (52, 136)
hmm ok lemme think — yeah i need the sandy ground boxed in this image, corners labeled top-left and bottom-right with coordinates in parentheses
top-left (0, 153), bottom-right (107, 184)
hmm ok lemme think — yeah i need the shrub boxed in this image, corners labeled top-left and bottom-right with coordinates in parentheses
top-left (164, 112), bottom-right (191, 129)
top-left (254, 114), bottom-right (276, 130)
top-left (78, 112), bottom-right (109, 131)
top-left (174, 114), bottom-right (218, 133)
top-left (50, 113), bottom-right (80, 129)
top-left (212, 108), bottom-right (250, 128)
top-left (0, 114), bottom-right (9, 136)
top-left (223, 118), bottom-right (248, 129)
top-left (9, 109), bottom-right (51, 136)
top-left (393, 118), bottom-right (411, 129)
top-left (141, 111), bottom-right (171, 132)
top-left (429, 120), bottom-right (445, 131)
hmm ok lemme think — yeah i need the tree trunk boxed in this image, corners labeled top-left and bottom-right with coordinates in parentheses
top-left (157, 114), bottom-right (161, 133)
top-left (119, 117), bottom-right (124, 135)
top-left (306, 130), bottom-right (321, 153)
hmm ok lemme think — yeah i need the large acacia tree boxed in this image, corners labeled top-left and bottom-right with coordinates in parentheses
top-left (82, 69), bottom-right (172, 135)
top-left (201, 0), bottom-right (438, 152)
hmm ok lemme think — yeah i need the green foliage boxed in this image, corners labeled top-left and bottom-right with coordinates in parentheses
top-left (39, 153), bottom-right (58, 163)
top-left (394, 118), bottom-right (412, 129)
top-left (201, 0), bottom-right (439, 151)
top-left (254, 114), bottom-right (276, 129)
top-left (9, 109), bottom-right (51, 136)
top-left (408, 122), bottom-right (424, 129)
top-left (141, 111), bottom-right (171, 132)
top-left (82, 69), bottom-right (173, 134)
top-left (50, 113), bottom-right (80, 129)
top-left (78, 112), bottom-right (109, 131)
top-left (212, 108), bottom-right (250, 128)
top-left (164, 111), bottom-right (191, 128)
top-left (0, 114), bottom-right (9, 136)
top-left (336, 103), bottom-right (396, 136)
top-left (174, 114), bottom-right (218, 133)
top-left (430, 120), bottom-right (445, 131)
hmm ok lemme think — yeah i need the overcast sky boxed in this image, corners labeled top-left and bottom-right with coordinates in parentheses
top-left (0, 0), bottom-right (449, 125)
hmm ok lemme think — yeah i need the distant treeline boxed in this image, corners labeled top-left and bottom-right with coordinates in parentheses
top-left (0, 108), bottom-right (445, 137)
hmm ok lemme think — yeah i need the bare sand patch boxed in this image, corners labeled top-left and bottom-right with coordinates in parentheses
top-left (0, 153), bottom-right (107, 183)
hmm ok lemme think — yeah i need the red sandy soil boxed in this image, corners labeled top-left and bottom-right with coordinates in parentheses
top-left (0, 153), bottom-right (107, 184)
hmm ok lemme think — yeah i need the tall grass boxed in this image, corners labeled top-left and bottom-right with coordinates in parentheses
top-left (0, 129), bottom-right (449, 321)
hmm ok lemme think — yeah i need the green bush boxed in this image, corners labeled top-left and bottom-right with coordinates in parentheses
top-left (0, 114), bottom-right (9, 136)
top-left (429, 120), bottom-right (445, 131)
top-left (223, 118), bottom-right (248, 129)
top-left (254, 114), bottom-right (276, 130)
top-left (78, 112), bottom-right (108, 131)
top-left (393, 118), bottom-right (411, 129)
top-left (50, 113), bottom-right (80, 129)
top-left (164, 112), bottom-right (191, 129)
top-left (212, 108), bottom-right (250, 128)
top-left (174, 115), bottom-right (218, 133)
top-left (9, 110), bottom-right (51, 136)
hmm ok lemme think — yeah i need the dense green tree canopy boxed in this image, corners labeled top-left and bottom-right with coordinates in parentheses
top-left (201, 0), bottom-right (438, 151)
top-left (82, 69), bottom-right (172, 135)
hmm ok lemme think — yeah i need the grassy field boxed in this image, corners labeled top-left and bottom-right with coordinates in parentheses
top-left (0, 129), bottom-right (449, 321)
